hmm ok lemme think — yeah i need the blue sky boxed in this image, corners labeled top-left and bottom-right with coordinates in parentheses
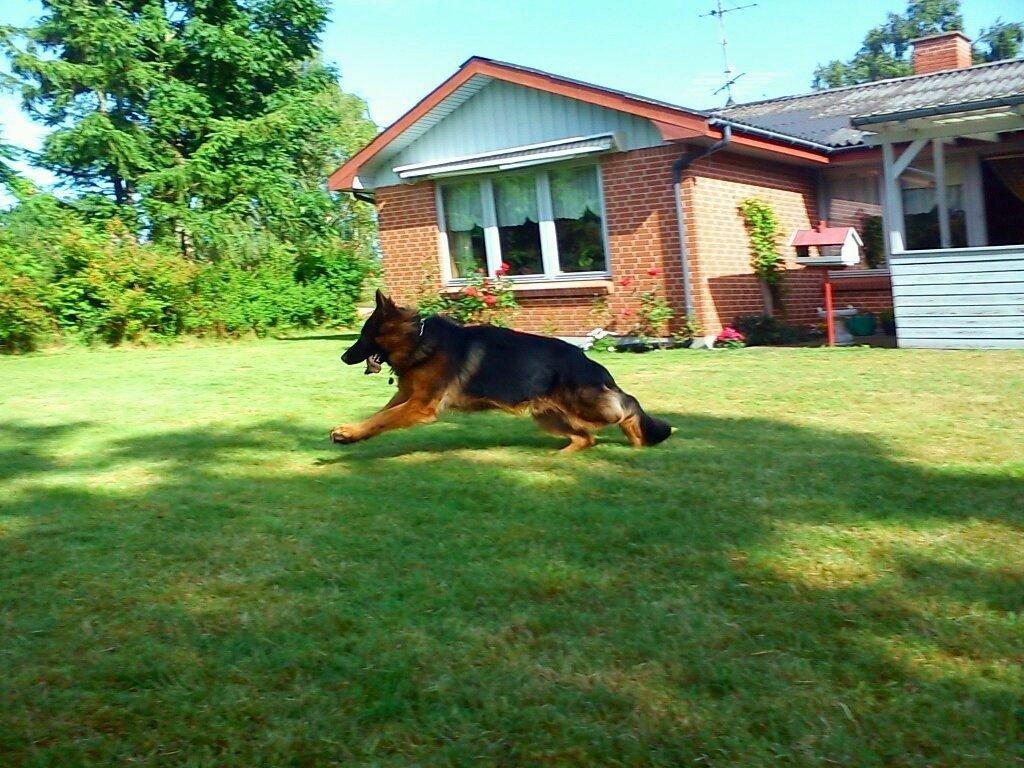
top-left (0, 0), bottom-right (1016, 193)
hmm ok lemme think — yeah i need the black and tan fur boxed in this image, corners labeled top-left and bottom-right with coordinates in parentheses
top-left (332, 291), bottom-right (672, 452)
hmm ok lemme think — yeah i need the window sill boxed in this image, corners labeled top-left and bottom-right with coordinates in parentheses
top-left (443, 278), bottom-right (613, 299)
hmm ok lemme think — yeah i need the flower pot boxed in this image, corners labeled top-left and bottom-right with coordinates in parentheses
top-left (846, 312), bottom-right (877, 337)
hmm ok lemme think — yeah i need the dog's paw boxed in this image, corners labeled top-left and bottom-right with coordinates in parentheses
top-left (330, 425), bottom-right (361, 444)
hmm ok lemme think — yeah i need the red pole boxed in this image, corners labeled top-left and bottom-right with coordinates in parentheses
top-left (824, 273), bottom-right (835, 347)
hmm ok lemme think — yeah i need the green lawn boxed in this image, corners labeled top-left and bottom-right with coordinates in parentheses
top-left (2, 339), bottom-right (1022, 767)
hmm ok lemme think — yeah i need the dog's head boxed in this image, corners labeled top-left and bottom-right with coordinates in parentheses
top-left (341, 290), bottom-right (412, 374)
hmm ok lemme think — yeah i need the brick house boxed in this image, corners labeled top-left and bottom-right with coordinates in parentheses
top-left (329, 33), bottom-right (1024, 346)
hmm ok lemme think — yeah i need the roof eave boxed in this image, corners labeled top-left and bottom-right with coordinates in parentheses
top-left (852, 94), bottom-right (1024, 127)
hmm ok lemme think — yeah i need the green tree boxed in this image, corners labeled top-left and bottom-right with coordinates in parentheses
top-left (812, 0), bottom-right (964, 89)
top-left (2, 0), bottom-right (376, 262)
top-left (974, 19), bottom-right (1024, 62)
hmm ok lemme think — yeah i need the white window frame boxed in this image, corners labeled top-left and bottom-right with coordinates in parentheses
top-left (435, 163), bottom-right (610, 285)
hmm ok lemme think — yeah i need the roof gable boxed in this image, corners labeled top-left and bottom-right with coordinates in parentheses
top-left (328, 57), bottom-right (710, 191)
top-left (358, 79), bottom-right (666, 189)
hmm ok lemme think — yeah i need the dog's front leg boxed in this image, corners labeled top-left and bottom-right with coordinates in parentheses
top-left (331, 398), bottom-right (438, 444)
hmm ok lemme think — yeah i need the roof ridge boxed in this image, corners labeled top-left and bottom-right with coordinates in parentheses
top-left (463, 56), bottom-right (711, 118)
top-left (717, 56), bottom-right (1024, 113)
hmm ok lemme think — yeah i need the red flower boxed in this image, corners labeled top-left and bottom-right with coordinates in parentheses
top-left (496, 262), bottom-right (511, 276)
top-left (647, 267), bottom-right (660, 277)
top-left (623, 308), bottom-right (635, 317)
top-left (483, 294), bottom-right (497, 306)
top-left (464, 285), bottom-right (479, 297)
top-left (620, 276), bottom-right (634, 288)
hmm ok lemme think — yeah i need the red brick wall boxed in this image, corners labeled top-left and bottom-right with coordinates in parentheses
top-left (374, 147), bottom-right (846, 337)
top-left (684, 152), bottom-right (821, 333)
top-left (376, 182), bottom-right (442, 304)
top-left (600, 145), bottom-right (685, 334)
top-left (374, 146), bottom-right (686, 336)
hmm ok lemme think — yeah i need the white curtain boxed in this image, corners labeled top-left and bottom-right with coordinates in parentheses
top-left (550, 166), bottom-right (601, 220)
top-left (493, 174), bottom-right (538, 227)
top-left (443, 181), bottom-right (484, 232)
top-left (902, 184), bottom-right (963, 215)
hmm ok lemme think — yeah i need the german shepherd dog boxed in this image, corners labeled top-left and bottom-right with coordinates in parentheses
top-left (332, 290), bottom-right (672, 452)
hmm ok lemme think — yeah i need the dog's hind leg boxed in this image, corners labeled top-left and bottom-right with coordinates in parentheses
top-left (531, 408), bottom-right (596, 453)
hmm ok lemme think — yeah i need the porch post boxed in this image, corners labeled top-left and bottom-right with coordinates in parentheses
top-left (933, 139), bottom-right (951, 248)
top-left (881, 141), bottom-right (905, 254)
top-left (963, 152), bottom-right (988, 247)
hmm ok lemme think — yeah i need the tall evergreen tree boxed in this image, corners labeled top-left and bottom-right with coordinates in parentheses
top-left (2, 0), bottom-right (376, 260)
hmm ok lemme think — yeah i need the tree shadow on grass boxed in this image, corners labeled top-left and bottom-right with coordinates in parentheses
top-left (1, 414), bottom-right (1021, 766)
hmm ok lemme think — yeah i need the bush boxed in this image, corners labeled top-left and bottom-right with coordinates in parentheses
top-left (0, 194), bottom-right (370, 351)
top-left (732, 314), bottom-right (802, 347)
top-left (715, 326), bottom-right (746, 349)
top-left (417, 266), bottom-right (518, 327)
top-left (0, 264), bottom-right (51, 352)
top-left (48, 223), bottom-right (198, 344)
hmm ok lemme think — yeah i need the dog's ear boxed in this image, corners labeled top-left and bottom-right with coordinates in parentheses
top-left (375, 289), bottom-right (397, 315)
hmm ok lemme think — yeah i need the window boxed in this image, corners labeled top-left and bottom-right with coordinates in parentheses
top-left (437, 164), bottom-right (607, 281)
top-left (901, 183), bottom-right (967, 250)
top-left (493, 173), bottom-right (543, 275)
top-left (440, 181), bottom-right (487, 278)
top-left (549, 165), bottom-right (605, 273)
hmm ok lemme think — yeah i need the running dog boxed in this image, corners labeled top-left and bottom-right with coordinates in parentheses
top-left (332, 290), bottom-right (672, 452)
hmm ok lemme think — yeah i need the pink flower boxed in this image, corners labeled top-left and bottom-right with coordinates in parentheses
top-left (464, 286), bottom-right (479, 297)
top-left (647, 267), bottom-right (660, 277)
top-left (715, 326), bottom-right (745, 343)
top-left (483, 294), bottom-right (497, 306)
top-left (620, 276), bottom-right (634, 288)
top-left (497, 262), bottom-right (511, 275)
top-left (623, 308), bottom-right (635, 317)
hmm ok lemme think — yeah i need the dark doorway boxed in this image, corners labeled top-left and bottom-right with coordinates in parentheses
top-left (982, 155), bottom-right (1024, 246)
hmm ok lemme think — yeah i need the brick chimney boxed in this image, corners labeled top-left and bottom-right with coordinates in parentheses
top-left (911, 31), bottom-right (973, 75)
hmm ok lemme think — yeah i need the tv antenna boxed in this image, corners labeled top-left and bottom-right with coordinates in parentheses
top-left (700, 0), bottom-right (756, 106)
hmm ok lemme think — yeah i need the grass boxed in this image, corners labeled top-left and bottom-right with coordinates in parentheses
top-left (1, 339), bottom-right (1022, 767)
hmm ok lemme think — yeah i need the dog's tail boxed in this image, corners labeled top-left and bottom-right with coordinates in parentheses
top-left (619, 391), bottom-right (672, 446)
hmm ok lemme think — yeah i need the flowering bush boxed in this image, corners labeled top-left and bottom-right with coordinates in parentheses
top-left (715, 325), bottom-right (746, 349)
top-left (417, 264), bottom-right (518, 326)
top-left (617, 265), bottom-right (672, 341)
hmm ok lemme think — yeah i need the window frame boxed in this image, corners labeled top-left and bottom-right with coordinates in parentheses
top-left (435, 162), bottom-right (610, 285)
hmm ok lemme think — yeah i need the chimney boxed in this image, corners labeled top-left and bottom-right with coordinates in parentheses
top-left (911, 31), bottom-right (973, 75)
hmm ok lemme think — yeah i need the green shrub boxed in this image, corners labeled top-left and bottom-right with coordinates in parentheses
top-left (0, 264), bottom-right (51, 353)
top-left (0, 192), bottom-right (370, 351)
top-left (861, 216), bottom-right (885, 268)
top-left (733, 314), bottom-right (801, 346)
top-left (48, 223), bottom-right (198, 344)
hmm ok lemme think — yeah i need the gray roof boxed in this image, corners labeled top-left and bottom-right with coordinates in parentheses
top-left (714, 58), bottom-right (1024, 149)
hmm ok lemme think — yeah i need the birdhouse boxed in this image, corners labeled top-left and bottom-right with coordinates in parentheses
top-left (789, 221), bottom-right (863, 267)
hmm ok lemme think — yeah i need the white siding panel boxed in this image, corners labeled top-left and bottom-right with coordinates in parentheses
top-left (894, 293), bottom-right (1024, 306)
top-left (898, 316), bottom-right (1024, 329)
top-left (891, 245), bottom-right (1024, 349)
top-left (365, 80), bottom-right (665, 188)
top-left (893, 282), bottom-right (1024, 296)
top-left (893, 259), bottom-right (1024, 275)
top-left (898, 305), bottom-right (1024, 317)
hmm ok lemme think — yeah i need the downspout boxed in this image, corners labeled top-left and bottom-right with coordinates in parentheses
top-left (671, 124), bottom-right (731, 319)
